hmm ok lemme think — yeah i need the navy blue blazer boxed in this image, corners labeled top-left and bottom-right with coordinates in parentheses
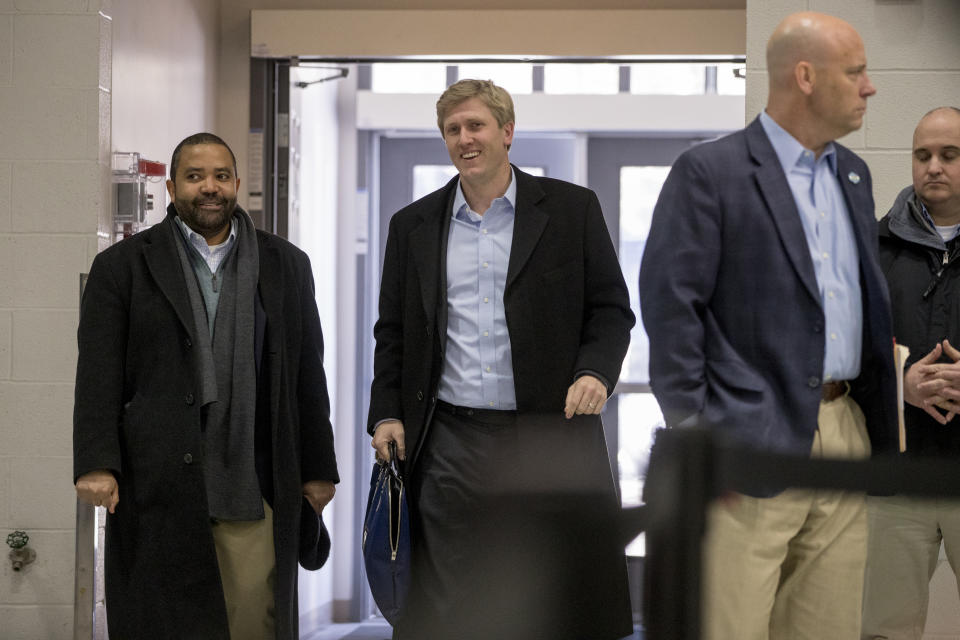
top-left (639, 117), bottom-right (897, 458)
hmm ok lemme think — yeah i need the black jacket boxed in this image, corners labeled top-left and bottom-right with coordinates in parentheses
top-left (367, 166), bottom-right (635, 639)
top-left (73, 210), bottom-right (338, 639)
top-left (367, 167), bottom-right (635, 463)
top-left (879, 185), bottom-right (960, 455)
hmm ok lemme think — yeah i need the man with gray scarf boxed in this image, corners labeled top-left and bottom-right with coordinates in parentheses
top-left (863, 106), bottom-right (960, 639)
top-left (73, 133), bottom-right (338, 640)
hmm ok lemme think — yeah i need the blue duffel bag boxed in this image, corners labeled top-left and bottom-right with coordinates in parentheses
top-left (362, 446), bottom-right (410, 625)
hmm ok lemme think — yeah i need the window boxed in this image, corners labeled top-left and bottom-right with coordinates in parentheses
top-left (617, 165), bottom-right (671, 557)
top-left (366, 61), bottom-right (744, 97)
top-left (543, 63), bottom-right (620, 95)
top-left (629, 63), bottom-right (706, 95)
top-left (716, 63), bottom-right (746, 96)
top-left (457, 63), bottom-right (534, 94)
top-left (371, 63), bottom-right (447, 93)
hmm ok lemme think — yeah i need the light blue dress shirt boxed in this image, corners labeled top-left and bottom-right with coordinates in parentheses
top-left (174, 215), bottom-right (238, 333)
top-left (174, 216), bottom-right (238, 276)
top-left (759, 111), bottom-right (862, 381)
top-left (437, 169), bottom-right (518, 409)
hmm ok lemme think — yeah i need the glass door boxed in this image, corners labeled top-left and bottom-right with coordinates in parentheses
top-left (587, 135), bottom-right (710, 555)
top-left (376, 134), bottom-right (579, 270)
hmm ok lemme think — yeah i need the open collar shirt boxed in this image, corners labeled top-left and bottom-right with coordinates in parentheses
top-left (174, 215), bottom-right (238, 277)
top-left (760, 110), bottom-right (863, 381)
top-left (437, 168), bottom-right (518, 409)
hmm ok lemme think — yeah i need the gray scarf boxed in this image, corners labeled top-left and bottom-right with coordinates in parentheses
top-left (171, 209), bottom-right (262, 520)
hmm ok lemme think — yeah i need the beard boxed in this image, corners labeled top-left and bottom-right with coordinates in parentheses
top-left (174, 194), bottom-right (237, 237)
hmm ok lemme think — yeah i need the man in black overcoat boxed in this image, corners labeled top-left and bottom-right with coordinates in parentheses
top-left (368, 79), bottom-right (636, 639)
top-left (73, 133), bottom-right (338, 639)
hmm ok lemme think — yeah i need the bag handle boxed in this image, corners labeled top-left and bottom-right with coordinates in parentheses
top-left (377, 441), bottom-right (404, 482)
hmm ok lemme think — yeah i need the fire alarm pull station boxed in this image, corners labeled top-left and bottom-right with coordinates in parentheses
top-left (112, 152), bottom-right (166, 241)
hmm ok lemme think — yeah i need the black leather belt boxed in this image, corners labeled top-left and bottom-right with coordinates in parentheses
top-left (821, 380), bottom-right (850, 403)
top-left (435, 400), bottom-right (516, 422)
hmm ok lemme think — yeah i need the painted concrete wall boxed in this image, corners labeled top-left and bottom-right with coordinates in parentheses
top-left (0, 1), bottom-right (112, 636)
top-left (0, 0), bottom-right (217, 637)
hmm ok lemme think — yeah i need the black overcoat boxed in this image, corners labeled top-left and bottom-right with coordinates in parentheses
top-left (73, 209), bottom-right (338, 639)
top-left (367, 167), bottom-right (636, 638)
top-left (368, 167), bottom-right (635, 456)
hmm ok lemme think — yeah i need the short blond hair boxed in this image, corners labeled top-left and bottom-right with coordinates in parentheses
top-left (436, 79), bottom-right (515, 133)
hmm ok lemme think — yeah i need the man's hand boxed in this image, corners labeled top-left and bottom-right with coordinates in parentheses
top-left (929, 340), bottom-right (960, 419)
top-left (75, 469), bottom-right (119, 513)
top-left (564, 375), bottom-right (608, 419)
top-left (302, 481), bottom-right (336, 515)
top-left (937, 340), bottom-right (960, 400)
top-left (904, 342), bottom-right (960, 424)
top-left (372, 419), bottom-right (406, 461)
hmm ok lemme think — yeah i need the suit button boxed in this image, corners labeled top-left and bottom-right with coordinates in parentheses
top-left (185, 337), bottom-right (193, 348)
top-left (185, 393), bottom-right (195, 405)
top-left (813, 324), bottom-right (823, 333)
top-left (416, 391), bottom-right (424, 401)
top-left (183, 453), bottom-right (193, 464)
top-left (807, 376), bottom-right (820, 388)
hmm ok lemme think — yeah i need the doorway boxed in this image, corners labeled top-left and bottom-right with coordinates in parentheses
top-left (287, 59), bottom-right (744, 627)
top-left (357, 127), bottom-right (711, 624)
top-left (587, 135), bottom-right (709, 555)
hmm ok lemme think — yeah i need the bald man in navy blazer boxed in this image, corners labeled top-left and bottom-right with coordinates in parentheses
top-left (639, 12), bottom-right (897, 640)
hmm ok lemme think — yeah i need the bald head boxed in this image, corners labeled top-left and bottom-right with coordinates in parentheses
top-left (764, 12), bottom-right (875, 153)
top-left (918, 106), bottom-right (960, 126)
top-left (912, 106), bottom-right (960, 223)
top-left (766, 12), bottom-right (859, 91)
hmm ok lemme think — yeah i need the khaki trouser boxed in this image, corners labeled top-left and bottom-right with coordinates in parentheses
top-left (861, 495), bottom-right (960, 639)
top-left (702, 394), bottom-right (871, 640)
top-left (211, 499), bottom-right (277, 640)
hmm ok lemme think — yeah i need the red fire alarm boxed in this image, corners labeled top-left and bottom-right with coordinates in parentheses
top-left (138, 159), bottom-right (166, 177)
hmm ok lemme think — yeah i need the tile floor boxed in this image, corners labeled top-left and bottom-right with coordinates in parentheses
top-left (302, 622), bottom-right (645, 639)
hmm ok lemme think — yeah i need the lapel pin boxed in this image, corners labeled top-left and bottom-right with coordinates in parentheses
top-left (847, 171), bottom-right (861, 184)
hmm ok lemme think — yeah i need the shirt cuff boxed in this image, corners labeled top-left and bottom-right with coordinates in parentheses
top-left (575, 370), bottom-right (612, 394)
top-left (373, 418), bottom-right (401, 431)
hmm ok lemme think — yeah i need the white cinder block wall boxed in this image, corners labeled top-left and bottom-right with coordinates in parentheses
top-left (0, 0), bottom-right (111, 637)
top-left (747, 1), bottom-right (960, 638)
top-left (0, 0), bottom-right (217, 637)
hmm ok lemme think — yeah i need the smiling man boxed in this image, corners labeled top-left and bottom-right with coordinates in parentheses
top-left (73, 133), bottom-right (339, 639)
top-left (368, 79), bottom-right (635, 639)
top-left (863, 106), bottom-right (960, 639)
